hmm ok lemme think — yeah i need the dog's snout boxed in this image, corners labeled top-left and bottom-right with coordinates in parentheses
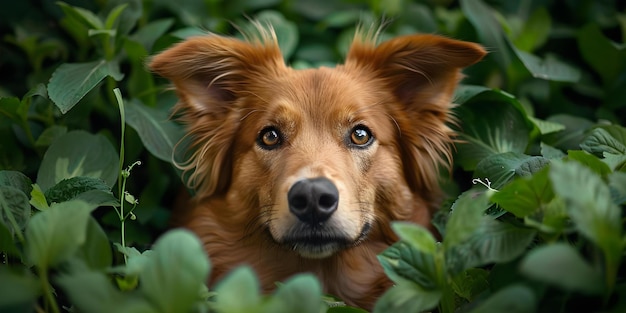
top-left (288, 177), bottom-right (339, 224)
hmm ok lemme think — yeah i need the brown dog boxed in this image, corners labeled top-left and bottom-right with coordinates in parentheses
top-left (150, 26), bottom-right (485, 309)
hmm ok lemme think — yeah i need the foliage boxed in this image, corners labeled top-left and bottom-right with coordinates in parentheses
top-left (1, 0), bottom-right (625, 312)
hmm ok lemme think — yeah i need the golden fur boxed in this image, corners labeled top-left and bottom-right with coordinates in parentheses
top-left (150, 26), bottom-right (485, 309)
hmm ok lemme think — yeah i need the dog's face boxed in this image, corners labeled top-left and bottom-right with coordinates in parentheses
top-left (150, 28), bottom-right (486, 258)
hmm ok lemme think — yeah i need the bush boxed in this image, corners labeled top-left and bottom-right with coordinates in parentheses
top-left (1, 0), bottom-right (625, 312)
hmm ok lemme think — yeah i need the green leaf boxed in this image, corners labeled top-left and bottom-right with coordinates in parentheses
top-left (24, 199), bottom-right (95, 268)
top-left (104, 3), bottom-right (128, 30)
top-left (378, 242), bottom-right (439, 290)
top-left (0, 171), bottom-right (33, 195)
top-left (125, 99), bottom-right (185, 163)
top-left (491, 166), bottom-right (553, 218)
top-left (73, 189), bottom-right (120, 207)
top-left (29, 184), bottom-right (49, 211)
top-left (213, 266), bottom-right (261, 312)
top-left (519, 243), bottom-right (604, 294)
top-left (528, 116), bottom-right (565, 135)
top-left (139, 229), bottom-right (210, 313)
top-left (0, 222), bottom-right (21, 257)
top-left (266, 274), bottom-right (324, 313)
top-left (514, 50), bottom-right (581, 82)
top-left (474, 152), bottom-right (550, 189)
top-left (57, 270), bottom-right (154, 313)
top-left (391, 222), bottom-right (437, 255)
top-left (44, 176), bottom-right (112, 204)
top-left (468, 284), bottom-right (536, 313)
top-left (451, 268), bottom-right (489, 301)
top-left (540, 143), bottom-right (566, 160)
top-left (454, 88), bottom-right (533, 170)
top-left (372, 281), bottom-right (441, 313)
top-left (609, 172), bottom-right (626, 204)
top-left (34, 125), bottom-right (68, 149)
top-left (445, 219), bottom-right (535, 275)
top-left (57, 1), bottom-right (104, 30)
top-left (578, 23), bottom-right (626, 84)
top-left (0, 268), bottom-right (41, 310)
top-left (567, 150), bottom-right (611, 176)
top-left (0, 186), bottom-right (31, 239)
top-left (513, 7), bottom-right (551, 52)
top-left (74, 217), bottom-right (112, 270)
top-left (37, 130), bottom-right (119, 191)
top-left (580, 126), bottom-right (626, 157)
top-left (542, 114), bottom-right (594, 151)
top-left (48, 60), bottom-right (124, 114)
top-left (130, 18), bottom-right (174, 51)
top-left (549, 161), bottom-right (622, 288)
top-left (444, 189), bottom-right (490, 250)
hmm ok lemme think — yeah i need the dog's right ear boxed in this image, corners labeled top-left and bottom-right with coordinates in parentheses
top-left (149, 34), bottom-right (285, 197)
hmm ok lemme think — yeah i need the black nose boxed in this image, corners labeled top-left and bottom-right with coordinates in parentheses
top-left (288, 177), bottom-right (339, 225)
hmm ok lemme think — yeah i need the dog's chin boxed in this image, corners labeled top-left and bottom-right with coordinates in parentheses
top-left (278, 222), bottom-right (372, 259)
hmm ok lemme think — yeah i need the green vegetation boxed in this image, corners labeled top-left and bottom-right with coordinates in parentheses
top-left (1, 0), bottom-right (625, 312)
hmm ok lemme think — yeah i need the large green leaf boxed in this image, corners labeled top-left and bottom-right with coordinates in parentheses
top-left (491, 167), bottom-right (553, 218)
top-left (0, 170), bottom-right (33, 195)
top-left (474, 152), bottom-right (550, 189)
top-left (125, 99), bottom-right (185, 163)
top-left (74, 217), bottom-right (112, 270)
top-left (44, 176), bottom-right (112, 204)
top-left (48, 60), bottom-right (124, 114)
top-left (139, 229), bottom-right (210, 313)
top-left (519, 243), bottom-right (604, 294)
top-left (542, 114), bottom-right (595, 151)
top-left (578, 23), bottom-right (626, 84)
top-left (445, 219), bottom-right (536, 275)
top-left (37, 130), bottom-right (119, 191)
top-left (0, 186), bottom-right (31, 239)
top-left (265, 274), bottom-right (324, 313)
top-left (391, 222), bottom-right (437, 255)
top-left (580, 126), bottom-right (626, 157)
top-left (514, 50), bottom-right (581, 82)
top-left (24, 200), bottom-right (95, 268)
top-left (443, 189), bottom-right (490, 250)
top-left (378, 241), bottom-right (439, 290)
top-left (454, 87), bottom-right (533, 170)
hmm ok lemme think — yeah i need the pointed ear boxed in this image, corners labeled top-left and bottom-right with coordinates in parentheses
top-left (149, 33), bottom-right (285, 197)
top-left (345, 34), bottom-right (486, 199)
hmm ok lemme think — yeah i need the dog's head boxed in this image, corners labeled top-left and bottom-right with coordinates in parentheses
top-left (150, 27), bottom-right (485, 258)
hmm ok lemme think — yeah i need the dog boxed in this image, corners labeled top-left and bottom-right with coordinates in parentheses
top-left (150, 25), bottom-right (485, 309)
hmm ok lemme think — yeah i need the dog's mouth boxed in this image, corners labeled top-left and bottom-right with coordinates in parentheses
top-left (280, 222), bottom-right (372, 259)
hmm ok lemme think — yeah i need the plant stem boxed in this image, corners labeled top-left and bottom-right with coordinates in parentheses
top-left (439, 284), bottom-right (456, 313)
top-left (39, 267), bottom-right (60, 313)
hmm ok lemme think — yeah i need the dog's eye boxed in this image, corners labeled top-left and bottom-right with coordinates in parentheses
top-left (349, 125), bottom-right (374, 147)
top-left (257, 127), bottom-right (282, 150)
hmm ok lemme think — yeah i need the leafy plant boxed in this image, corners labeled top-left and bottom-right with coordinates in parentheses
top-left (1, 0), bottom-right (625, 312)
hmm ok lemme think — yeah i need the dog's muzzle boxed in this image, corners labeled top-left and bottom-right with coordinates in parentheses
top-left (287, 177), bottom-right (339, 225)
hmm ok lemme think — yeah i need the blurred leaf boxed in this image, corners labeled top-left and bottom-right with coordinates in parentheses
top-left (139, 229), bottom-right (210, 313)
top-left (130, 18), bottom-right (174, 52)
top-left (540, 143), bottom-right (566, 159)
top-left (0, 221), bottom-right (21, 257)
top-left (48, 60), bottom-right (124, 114)
top-left (0, 186), bottom-right (30, 239)
top-left (25, 199), bottom-right (95, 268)
top-left (0, 170), bottom-right (33, 195)
top-left (491, 167), bottom-right (553, 218)
top-left (45, 176), bottom-right (111, 204)
top-left (391, 222), bottom-right (437, 255)
top-left (37, 130), bottom-right (119, 191)
top-left (29, 184), bottom-right (49, 211)
top-left (550, 161), bottom-right (622, 288)
top-left (528, 116), bottom-right (565, 135)
top-left (451, 268), bottom-right (489, 301)
top-left (0, 268), bottom-right (40, 310)
top-left (106, 0), bottom-right (141, 36)
top-left (213, 266), bottom-right (261, 312)
top-left (266, 274), bottom-right (324, 313)
top-left (372, 281), bottom-right (441, 313)
top-left (57, 269), bottom-right (154, 313)
top-left (542, 114), bottom-right (595, 151)
top-left (454, 87), bottom-right (533, 170)
top-left (474, 152), bottom-right (550, 189)
top-left (104, 3), bottom-right (128, 30)
top-left (578, 23), bottom-right (626, 84)
top-left (461, 0), bottom-right (511, 71)
top-left (608, 172), bottom-right (626, 204)
top-left (74, 217), bottom-right (112, 270)
top-left (567, 150), bottom-right (611, 176)
top-left (378, 242), bottom-right (439, 290)
top-left (34, 125), bottom-right (67, 149)
top-left (520, 243), bottom-right (604, 294)
top-left (468, 284), bottom-right (536, 313)
top-left (514, 50), bottom-right (581, 82)
top-left (125, 99), bottom-right (185, 163)
top-left (513, 7), bottom-right (550, 52)
top-left (57, 1), bottom-right (104, 30)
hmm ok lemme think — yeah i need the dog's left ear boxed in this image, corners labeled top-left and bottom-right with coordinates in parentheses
top-left (345, 34), bottom-right (486, 198)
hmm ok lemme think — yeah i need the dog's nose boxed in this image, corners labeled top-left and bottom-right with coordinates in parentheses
top-left (288, 177), bottom-right (339, 225)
